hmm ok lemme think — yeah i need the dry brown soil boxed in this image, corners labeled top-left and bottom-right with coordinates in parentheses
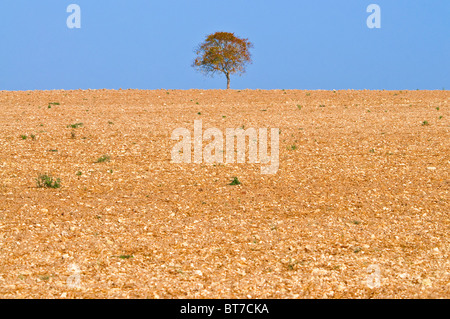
top-left (0, 89), bottom-right (448, 298)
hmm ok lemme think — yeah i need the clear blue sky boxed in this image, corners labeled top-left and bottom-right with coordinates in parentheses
top-left (0, 0), bottom-right (449, 90)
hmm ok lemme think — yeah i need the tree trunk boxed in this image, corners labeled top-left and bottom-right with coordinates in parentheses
top-left (226, 73), bottom-right (230, 89)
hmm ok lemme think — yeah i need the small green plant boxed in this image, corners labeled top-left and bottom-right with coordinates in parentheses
top-left (20, 135), bottom-right (27, 140)
top-left (96, 155), bottom-right (111, 163)
top-left (76, 171), bottom-right (82, 176)
top-left (306, 93), bottom-right (311, 96)
top-left (112, 255), bottom-right (133, 260)
top-left (287, 259), bottom-right (298, 271)
top-left (108, 121), bottom-right (114, 125)
top-left (436, 107), bottom-right (440, 111)
top-left (289, 145), bottom-right (297, 150)
top-left (67, 123), bottom-right (83, 129)
top-left (47, 102), bottom-right (60, 109)
top-left (197, 112), bottom-right (201, 115)
top-left (30, 134), bottom-right (36, 140)
top-left (319, 104), bottom-right (326, 108)
top-left (36, 174), bottom-right (61, 189)
top-left (439, 116), bottom-right (443, 119)
top-left (297, 105), bottom-right (302, 110)
top-left (422, 121), bottom-right (430, 126)
top-left (229, 177), bottom-right (241, 186)
top-left (369, 149), bottom-right (375, 153)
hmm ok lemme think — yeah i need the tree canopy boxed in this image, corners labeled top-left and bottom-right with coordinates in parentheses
top-left (193, 32), bottom-right (253, 89)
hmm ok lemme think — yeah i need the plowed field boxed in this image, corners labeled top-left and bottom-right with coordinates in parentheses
top-left (0, 89), bottom-right (448, 298)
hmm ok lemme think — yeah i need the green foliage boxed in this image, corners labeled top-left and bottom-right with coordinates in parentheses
top-left (36, 174), bottom-right (61, 189)
top-left (229, 177), bottom-right (241, 186)
top-left (96, 155), bottom-right (111, 163)
top-left (48, 102), bottom-right (60, 109)
top-left (67, 123), bottom-right (83, 129)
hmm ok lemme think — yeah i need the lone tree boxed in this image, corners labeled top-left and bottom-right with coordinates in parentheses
top-left (193, 32), bottom-right (253, 89)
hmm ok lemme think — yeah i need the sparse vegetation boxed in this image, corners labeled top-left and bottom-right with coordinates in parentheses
top-left (48, 102), bottom-right (60, 109)
top-left (67, 123), bottom-right (83, 129)
top-left (287, 259), bottom-right (298, 271)
top-left (96, 155), bottom-right (111, 163)
top-left (2, 89), bottom-right (449, 299)
top-left (112, 255), bottom-right (134, 260)
top-left (36, 174), bottom-right (61, 189)
top-left (229, 177), bottom-right (241, 186)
